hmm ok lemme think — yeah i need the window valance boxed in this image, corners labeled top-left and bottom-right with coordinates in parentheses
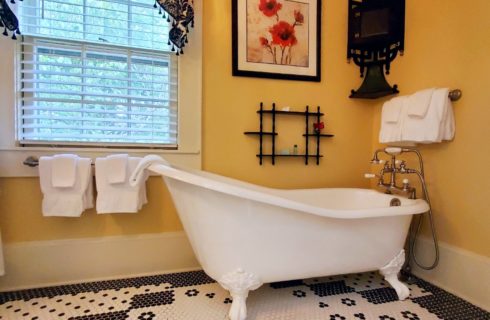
top-left (154, 0), bottom-right (194, 55)
top-left (0, 0), bottom-right (21, 39)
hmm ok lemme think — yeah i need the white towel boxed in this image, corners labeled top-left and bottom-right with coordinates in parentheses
top-left (379, 88), bottom-right (455, 145)
top-left (0, 230), bottom-right (4, 276)
top-left (406, 88), bottom-right (435, 118)
top-left (105, 154), bottom-right (129, 184)
top-left (39, 156), bottom-right (93, 217)
top-left (382, 96), bottom-right (404, 123)
top-left (401, 88), bottom-right (454, 143)
top-left (95, 157), bottom-right (148, 214)
top-left (51, 154), bottom-right (78, 188)
top-left (379, 96), bottom-right (406, 143)
top-left (129, 155), bottom-right (169, 187)
top-left (433, 88), bottom-right (455, 141)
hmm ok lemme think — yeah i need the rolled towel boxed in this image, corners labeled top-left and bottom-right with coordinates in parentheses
top-left (129, 155), bottom-right (169, 187)
top-left (406, 88), bottom-right (435, 118)
top-left (52, 154), bottom-right (78, 188)
top-left (105, 154), bottom-right (129, 184)
top-left (39, 156), bottom-right (93, 217)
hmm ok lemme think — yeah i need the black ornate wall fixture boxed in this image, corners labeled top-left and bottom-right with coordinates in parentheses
top-left (0, 0), bottom-right (22, 40)
top-left (154, 0), bottom-right (194, 55)
top-left (347, 0), bottom-right (405, 99)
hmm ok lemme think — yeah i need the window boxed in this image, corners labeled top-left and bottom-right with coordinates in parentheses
top-left (18, 0), bottom-right (179, 147)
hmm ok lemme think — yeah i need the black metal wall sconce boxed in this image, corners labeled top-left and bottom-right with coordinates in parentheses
top-left (347, 0), bottom-right (405, 99)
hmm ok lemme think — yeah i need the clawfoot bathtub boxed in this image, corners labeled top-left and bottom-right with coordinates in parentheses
top-left (144, 161), bottom-right (429, 320)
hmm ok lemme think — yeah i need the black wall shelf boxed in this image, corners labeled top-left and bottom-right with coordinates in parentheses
top-left (244, 132), bottom-right (278, 136)
top-left (244, 102), bottom-right (334, 165)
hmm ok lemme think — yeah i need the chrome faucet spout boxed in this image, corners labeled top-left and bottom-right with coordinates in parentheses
top-left (370, 148), bottom-right (384, 164)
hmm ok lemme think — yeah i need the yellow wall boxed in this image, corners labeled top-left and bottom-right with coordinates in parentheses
top-left (1, 0), bottom-right (487, 259)
top-left (0, 0), bottom-right (374, 243)
top-left (202, 0), bottom-right (374, 187)
top-left (372, 0), bottom-right (490, 257)
top-left (0, 177), bottom-right (182, 243)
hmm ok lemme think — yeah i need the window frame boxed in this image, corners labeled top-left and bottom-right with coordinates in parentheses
top-left (0, 1), bottom-right (202, 177)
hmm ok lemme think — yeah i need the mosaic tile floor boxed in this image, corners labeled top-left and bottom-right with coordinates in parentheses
top-left (0, 270), bottom-right (488, 320)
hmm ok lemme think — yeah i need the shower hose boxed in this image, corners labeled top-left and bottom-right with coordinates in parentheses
top-left (407, 152), bottom-right (440, 271)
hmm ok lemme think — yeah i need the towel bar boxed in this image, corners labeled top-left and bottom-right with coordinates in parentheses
top-left (23, 156), bottom-right (94, 168)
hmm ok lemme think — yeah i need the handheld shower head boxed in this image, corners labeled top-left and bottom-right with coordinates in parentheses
top-left (384, 147), bottom-right (403, 155)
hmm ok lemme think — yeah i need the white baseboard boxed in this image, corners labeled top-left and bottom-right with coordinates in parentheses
top-left (0, 232), bottom-right (200, 291)
top-left (412, 236), bottom-right (490, 311)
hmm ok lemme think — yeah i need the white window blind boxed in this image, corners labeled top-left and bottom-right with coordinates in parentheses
top-left (17, 0), bottom-right (179, 147)
top-left (19, 0), bottom-right (171, 51)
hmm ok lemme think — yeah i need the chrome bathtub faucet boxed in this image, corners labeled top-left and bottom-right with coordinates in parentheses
top-left (366, 148), bottom-right (421, 199)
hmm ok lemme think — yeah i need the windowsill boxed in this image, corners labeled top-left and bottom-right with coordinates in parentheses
top-left (0, 146), bottom-right (200, 154)
top-left (0, 147), bottom-right (201, 178)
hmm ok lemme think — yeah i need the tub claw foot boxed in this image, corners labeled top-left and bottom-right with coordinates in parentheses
top-left (379, 250), bottom-right (410, 300)
top-left (218, 269), bottom-right (262, 320)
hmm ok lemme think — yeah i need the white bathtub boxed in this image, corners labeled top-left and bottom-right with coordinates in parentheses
top-left (148, 163), bottom-right (429, 320)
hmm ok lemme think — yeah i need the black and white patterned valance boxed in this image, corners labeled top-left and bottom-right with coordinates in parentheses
top-left (154, 0), bottom-right (194, 55)
top-left (0, 0), bottom-right (21, 40)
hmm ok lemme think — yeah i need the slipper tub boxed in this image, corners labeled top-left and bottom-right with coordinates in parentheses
top-left (147, 163), bottom-right (429, 320)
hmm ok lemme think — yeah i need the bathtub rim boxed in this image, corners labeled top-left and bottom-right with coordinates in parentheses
top-left (149, 163), bottom-right (429, 220)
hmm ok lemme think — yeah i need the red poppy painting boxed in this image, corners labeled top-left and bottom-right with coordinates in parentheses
top-left (233, 0), bottom-right (321, 81)
top-left (248, 0), bottom-right (308, 66)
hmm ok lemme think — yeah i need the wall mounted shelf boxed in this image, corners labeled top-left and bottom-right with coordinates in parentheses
top-left (244, 103), bottom-right (334, 165)
top-left (243, 132), bottom-right (278, 136)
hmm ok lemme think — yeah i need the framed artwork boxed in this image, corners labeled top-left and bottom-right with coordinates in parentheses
top-left (232, 0), bottom-right (322, 82)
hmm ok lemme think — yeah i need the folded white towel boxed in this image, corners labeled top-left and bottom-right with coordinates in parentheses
top-left (0, 230), bottom-right (4, 276)
top-left (379, 96), bottom-right (406, 143)
top-left (379, 88), bottom-right (456, 145)
top-left (52, 154), bottom-right (78, 188)
top-left (129, 155), bottom-right (169, 187)
top-left (406, 88), bottom-right (435, 118)
top-left (382, 96), bottom-right (404, 123)
top-left (443, 104), bottom-right (455, 141)
top-left (95, 157), bottom-right (149, 214)
top-left (432, 88), bottom-right (455, 141)
top-left (39, 156), bottom-right (93, 217)
top-left (402, 88), bottom-right (456, 143)
top-left (105, 154), bottom-right (129, 184)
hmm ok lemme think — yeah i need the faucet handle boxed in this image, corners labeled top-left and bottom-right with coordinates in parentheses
top-left (395, 159), bottom-right (407, 166)
top-left (402, 178), bottom-right (410, 190)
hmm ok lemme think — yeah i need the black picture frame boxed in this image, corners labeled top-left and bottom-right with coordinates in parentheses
top-left (232, 0), bottom-right (322, 82)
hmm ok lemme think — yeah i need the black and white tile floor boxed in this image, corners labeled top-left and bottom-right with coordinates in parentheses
top-left (0, 270), bottom-right (488, 320)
